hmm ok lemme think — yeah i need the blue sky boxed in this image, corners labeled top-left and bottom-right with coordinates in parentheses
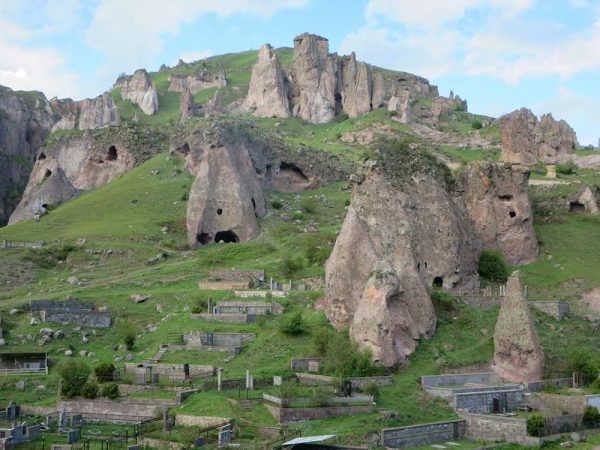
top-left (0, 0), bottom-right (599, 144)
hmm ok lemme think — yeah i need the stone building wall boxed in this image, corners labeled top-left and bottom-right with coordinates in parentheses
top-left (453, 389), bottom-right (524, 413)
top-left (41, 310), bottom-right (111, 328)
top-left (529, 301), bottom-right (570, 320)
top-left (381, 420), bottom-right (466, 449)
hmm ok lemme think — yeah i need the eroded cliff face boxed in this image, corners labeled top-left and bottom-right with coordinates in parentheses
top-left (325, 153), bottom-right (481, 366)
top-left (462, 161), bottom-right (539, 265)
top-left (499, 108), bottom-right (578, 165)
top-left (78, 93), bottom-right (120, 130)
top-left (245, 33), bottom-right (443, 124)
top-left (0, 87), bottom-right (57, 225)
top-left (120, 69), bottom-right (159, 115)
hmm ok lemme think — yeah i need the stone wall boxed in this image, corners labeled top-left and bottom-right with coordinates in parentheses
top-left (124, 363), bottom-right (215, 379)
top-left (191, 313), bottom-right (250, 324)
top-left (58, 398), bottom-right (175, 421)
top-left (41, 310), bottom-right (111, 328)
top-left (295, 372), bottom-right (393, 390)
top-left (30, 299), bottom-right (94, 312)
top-left (198, 281), bottom-right (250, 290)
top-left (421, 372), bottom-right (498, 388)
top-left (527, 393), bottom-right (587, 415)
top-left (460, 413), bottom-right (539, 446)
top-left (525, 378), bottom-right (573, 392)
top-left (264, 403), bottom-right (374, 423)
top-left (174, 415), bottom-right (229, 427)
top-left (234, 290), bottom-right (287, 298)
top-left (529, 301), bottom-right (570, 320)
top-left (453, 389), bottom-right (524, 413)
top-left (1, 240), bottom-right (45, 249)
top-left (210, 270), bottom-right (265, 282)
top-left (183, 332), bottom-right (255, 349)
top-left (290, 357), bottom-right (322, 371)
top-left (457, 296), bottom-right (502, 308)
top-left (381, 420), bottom-right (466, 449)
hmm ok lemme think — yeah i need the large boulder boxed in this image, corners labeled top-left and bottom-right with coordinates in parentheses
top-left (120, 69), bottom-right (159, 115)
top-left (244, 44), bottom-right (290, 118)
top-left (462, 161), bottom-right (538, 265)
top-left (493, 271), bottom-right (544, 382)
top-left (79, 93), bottom-right (120, 130)
top-left (325, 151), bottom-right (481, 366)
top-left (499, 108), bottom-right (577, 165)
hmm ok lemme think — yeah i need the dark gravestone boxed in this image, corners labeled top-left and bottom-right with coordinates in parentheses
top-left (194, 437), bottom-right (206, 447)
top-left (67, 428), bottom-right (80, 444)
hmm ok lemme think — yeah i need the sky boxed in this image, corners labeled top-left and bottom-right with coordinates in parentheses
top-left (0, 0), bottom-right (599, 145)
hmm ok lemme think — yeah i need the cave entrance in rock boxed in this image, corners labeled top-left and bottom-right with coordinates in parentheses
top-left (107, 145), bottom-right (118, 161)
top-left (44, 169), bottom-right (52, 178)
top-left (38, 152), bottom-right (46, 160)
top-left (280, 162), bottom-right (309, 182)
top-left (196, 232), bottom-right (211, 245)
top-left (509, 210), bottom-right (516, 218)
top-left (214, 230), bottom-right (239, 244)
top-left (569, 201), bottom-right (585, 214)
top-left (432, 277), bottom-right (443, 288)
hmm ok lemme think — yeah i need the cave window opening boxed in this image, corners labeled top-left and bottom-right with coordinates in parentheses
top-left (38, 152), bottom-right (46, 160)
top-left (509, 210), bottom-right (516, 218)
top-left (498, 194), bottom-right (513, 200)
top-left (570, 202), bottom-right (586, 214)
top-left (97, 159), bottom-right (104, 164)
top-left (424, 262), bottom-right (428, 269)
top-left (217, 208), bottom-right (223, 216)
top-left (417, 262), bottom-right (421, 271)
top-left (41, 203), bottom-right (48, 209)
top-left (251, 198), bottom-right (256, 211)
top-left (432, 276), bottom-right (444, 288)
top-left (44, 169), bottom-right (52, 178)
top-left (196, 232), bottom-right (211, 245)
top-left (107, 145), bottom-right (118, 161)
top-left (280, 162), bottom-right (309, 182)
top-left (214, 230), bottom-right (239, 244)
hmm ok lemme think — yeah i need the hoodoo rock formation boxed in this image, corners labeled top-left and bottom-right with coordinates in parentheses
top-left (325, 150), bottom-right (481, 366)
top-left (120, 69), bottom-right (159, 115)
top-left (246, 33), bottom-right (443, 124)
top-left (168, 71), bottom-right (226, 95)
top-left (462, 161), bottom-right (539, 265)
top-left (244, 44), bottom-right (290, 118)
top-left (180, 87), bottom-right (198, 123)
top-left (78, 93), bottom-right (120, 130)
top-left (499, 108), bottom-right (578, 165)
top-left (493, 271), bottom-right (544, 383)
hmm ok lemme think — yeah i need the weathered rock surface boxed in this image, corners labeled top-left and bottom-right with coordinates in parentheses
top-left (325, 150), bottom-right (481, 366)
top-left (431, 94), bottom-right (467, 124)
top-left (120, 69), bottom-right (159, 115)
top-left (493, 271), bottom-right (544, 382)
top-left (499, 108), bottom-right (577, 165)
top-left (179, 87), bottom-right (198, 123)
top-left (570, 185), bottom-right (598, 215)
top-left (79, 93), bottom-right (120, 130)
top-left (387, 90), bottom-right (410, 123)
top-left (168, 70), bottom-right (226, 94)
top-left (339, 52), bottom-right (372, 118)
top-left (244, 44), bottom-right (290, 118)
top-left (462, 161), bottom-right (539, 265)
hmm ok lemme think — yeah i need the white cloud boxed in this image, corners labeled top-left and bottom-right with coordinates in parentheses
top-left (178, 50), bottom-right (213, 64)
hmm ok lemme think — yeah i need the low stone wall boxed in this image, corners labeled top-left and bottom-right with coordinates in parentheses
top-left (174, 415), bottom-right (229, 427)
top-left (137, 437), bottom-right (185, 449)
top-left (30, 299), bottom-right (94, 312)
top-left (21, 405), bottom-right (56, 416)
top-left (234, 290), bottom-right (287, 298)
top-left (421, 372), bottom-right (498, 388)
top-left (199, 281), bottom-right (249, 290)
top-left (183, 332), bottom-right (255, 349)
top-left (460, 413), bottom-right (539, 446)
top-left (381, 420), bottom-right (466, 449)
top-left (124, 363), bottom-right (215, 378)
top-left (41, 310), bottom-right (111, 328)
top-left (1, 240), bottom-right (45, 249)
top-left (295, 373), bottom-right (393, 390)
top-left (525, 378), bottom-right (573, 392)
top-left (527, 393), bottom-right (587, 415)
top-left (529, 301), bottom-right (570, 320)
top-left (210, 269), bottom-right (264, 282)
top-left (58, 398), bottom-right (176, 421)
top-left (457, 296), bottom-right (502, 308)
top-left (265, 403), bottom-right (375, 423)
top-left (290, 358), bottom-right (322, 372)
top-left (453, 388), bottom-right (524, 413)
top-left (191, 313), bottom-right (250, 324)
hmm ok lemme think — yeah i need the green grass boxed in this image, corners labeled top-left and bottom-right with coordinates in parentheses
top-left (436, 145), bottom-right (500, 165)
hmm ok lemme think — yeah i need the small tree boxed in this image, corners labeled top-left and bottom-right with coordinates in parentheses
top-left (312, 386), bottom-right (332, 407)
top-left (556, 161), bottom-right (577, 175)
top-left (280, 312), bottom-right (305, 335)
top-left (569, 349), bottom-right (599, 385)
top-left (102, 382), bottom-right (120, 399)
top-left (281, 257), bottom-right (303, 278)
top-left (527, 413), bottom-right (546, 437)
top-left (94, 362), bottom-right (116, 383)
top-left (58, 361), bottom-right (91, 398)
top-left (478, 249), bottom-right (509, 282)
top-left (124, 332), bottom-right (136, 351)
top-left (81, 381), bottom-right (98, 399)
top-left (471, 119), bottom-right (483, 129)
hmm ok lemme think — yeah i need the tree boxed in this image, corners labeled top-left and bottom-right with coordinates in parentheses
top-left (94, 362), bottom-right (116, 382)
top-left (569, 349), bottom-right (599, 385)
top-left (102, 383), bottom-right (120, 399)
top-left (280, 312), bottom-right (305, 335)
top-left (81, 381), bottom-right (98, 399)
top-left (478, 249), bottom-right (509, 282)
top-left (58, 361), bottom-right (90, 398)
top-left (124, 332), bottom-right (136, 351)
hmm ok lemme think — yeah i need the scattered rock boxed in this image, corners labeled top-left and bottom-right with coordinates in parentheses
top-left (15, 380), bottom-right (25, 391)
top-left (76, 238), bottom-right (87, 246)
top-left (64, 350), bottom-right (73, 356)
top-left (156, 304), bottom-right (164, 313)
top-left (30, 317), bottom-right (39, 326)
top-left (125, 353), bottom-right (133, 361)
top-left (131, 293), bottom-right (150, 303)
top-left (67, 276), bottom-right (79, 286)
top-left (114, 356), bottom-right (123, 362)
top-left (82, 336), bottom-right (89, 344)
top-left (54, 330), bottom-right (65, 339)
top-left (9, 308), bottom-right (18, 315)
top-left (79, 350), bottom-right (88, 357)
top-left (87, 352), bottom-right (96, 358)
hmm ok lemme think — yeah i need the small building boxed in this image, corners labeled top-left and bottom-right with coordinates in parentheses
top-left (0, 352), bottom-right (48, 375)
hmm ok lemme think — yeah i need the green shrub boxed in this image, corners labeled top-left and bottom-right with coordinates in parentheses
top-left (344, 199), bottom-right (350, 207)
top-left (102, 382), bottom-right (120, 399)
top-left (58, 361), bottom-right (90, 398)
top-left (312, 327), bottom-right (335, 355)
top-left (299, 198), bottom-right (318, 213)
top-left (22, 244), bottom-right (77, 269)
top-left (556, 161), bottom-right (577, 175)
top-left (191, 297), bottom-right (208, 314)
top-left (531, 163), bottom-right (548, 176)
top-left (569, 349), bottom-right (599, 385)
top-left (322, 332), bottom-right (379, 378)
top-left (526, 413), bottom-right (546, 437)
top-left (279, 380), bottom-right (299, 402)
top-left (478, 249), bottom-right (509, 282)
top-left (280, 312), bottom-right (305, 335)
top-left (270, 199), bottom-right (283, 209)
top-left (361, 382), bottom-right (380, 399)
top-left (281, 257), bottom-right (303, 278)
top-left (312, 386), bottom-right (332, 406)
top-left (292, 211), bottom-right (303, 220)
top-left (81, 381), bottom-right (98, 399)
top-left (124, 332), bottom-right (136, 351)
top-left (94, 362), bottom-right (115, 383)
top-left (471, 119), bottom-right (483, 129)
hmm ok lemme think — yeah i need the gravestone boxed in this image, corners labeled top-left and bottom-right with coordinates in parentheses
top-left (194, 437), bottom-right (206, 447)
top-left (308, 360), bottom-right (320, 373)
top-left (273, 376), bottom-right (282, 386)
top-left (6, 400), bottom-right (19, 419)
top-left (67, 428), bottom-right (80, 444)
top-left (58, 410), bottom-right (68, 429)
top-left (71, 414), bottom-right (82, 426)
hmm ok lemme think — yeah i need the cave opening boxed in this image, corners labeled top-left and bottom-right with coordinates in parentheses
top-left (41, 203), bottom-right (48, 209)
top-left (196, 232), bottom-right (211, 245)
top-left (498, 194), bottom-right (513, 200)
top-left (107, 145), bottom-right (118, 161)
top-left (217, 208), bottom-right (223, 216)
top-left (280, 162), bottom-right (309, 182)
top-left (44, 169), bottom-right (52, 178)
top-left (417, 262), bottom-right (421, 271)
top-left (38, 152), bottom-right (46, 160)
top-left (569, 201), bottom-right (586, 214)
top-left (251, 198), bottom-right (256, 211)
top-left (432, 276), bottom-right (444, 288)
top-left (214, 230), bottom-right (239, 244)
top-left (509, 210), bottom-right (516, 218)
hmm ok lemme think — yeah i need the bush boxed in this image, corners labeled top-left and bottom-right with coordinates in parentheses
top-left (102, 382), bottom-right (120, 399)
top-left (322, 332), bottom-right (378, 378)
top-left (312, 386), bottom-right (332, 407)
top-left (312, 327), bottom-right (335, 355)
top-left (280, 312), bottom-right (305, 335)
top-left (292, 211), bottom-right (303, 220)
top-left (279, 380), bottom-right (299, 402)
top-left (299, 198), bottom-right (318, 213)
top-left (569, 349), bottom-right (599, 385)
top-left (361, 382), bottom-right (380, 399)
top-left (58, 361), bottom-right (91, 398)
top-left (270, 199), bottom-right (283, 209)
top-left (124, 332), bottom-right (136, 351)
top-left (583, 405), bottom-right (600, 427)
top-left (527, 413), bottom-right (546, 437)
top-left (556, 161), bottom-right (577, 175)
top-left (81, 381), bottom-right (98, 399)
top-left (94, 362), bottom-right (115, 383)
top-left (281, 257), bottom-right (303, 278)
top-left (191, 297), bottom-right (208, 314)
top-left (478, 249), bottom-right (509, 282)
top-left (471, 119), bottom-right (483, 129)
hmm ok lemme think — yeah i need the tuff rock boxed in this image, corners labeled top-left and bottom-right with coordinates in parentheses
top-left (79, 93), bottom-right (120, 130)
top-left (120, 69), bottom-right (159, 115)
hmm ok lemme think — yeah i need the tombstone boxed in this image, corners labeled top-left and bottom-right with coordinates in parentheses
top-left (273, 376), bottom-right (283, 387)
top-left (152, 372), bottom-right (160, 384)
top-left (163, 409), bottom-right (170, 432)
top-left (245, 369), bottom-right (253, 391)
top-left (127, 446), bottom-right (141, 450)
top-left (194, 436), bottom-right (206, 447)
top-left (6, 400), bottom-right (19, 419)
top-left (27, 424), bottom-right (41, 440)
top-left (218, 424), bottom-right (233, 446)
top-left (58, 410), bottom-right (68, 429)
top-left (184, 363), bottom-right (190, 380)
top-left (217, 368), bottom-right (223, 391)
top-left (308, 360), bottom-right (320, 373)
top-left (67, 428), bottom-right (80, 444)
top-left (340, 380), bottom-right (352, 397)
top-left (112, 370), bottom-right (121, 381)
top-left (70, 414), bottom-right (82, 426)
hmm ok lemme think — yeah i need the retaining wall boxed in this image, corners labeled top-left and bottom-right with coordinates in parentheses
top-left (460, 413), bottom-right (539, 446)
top-left (525, 378), bottom-right (573, 392)
top-left (174, 415), bottom-right (229, 427)
top-left (421, 372), bottom-right (498, 388)
top-left (453, 388), bottom-right (524, 413)
top-left (198, 281), bottom-right (250, 290)
top-left (1, 240), bottom-right (45, 249)
top-left (529, 301), bottom-right (570, 320)
top-left (527, 393), bottom-right (587, 415)
top-left (41, 310), bottom-right (111, 328)
top-left (124, 363), bottom-right (215, 378)
top-left (295, 373), bottom-right (393, 390)
top-left (381, 420), bottom-right (466, 449)
top-left (58, 398), bottom-right (175, 421)
top-left (264, 403), bottom-right (374, 423)
top-left (191, 313), bottom-right (250, 324)
top-left (290, 358), bottom-right (322, 371)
